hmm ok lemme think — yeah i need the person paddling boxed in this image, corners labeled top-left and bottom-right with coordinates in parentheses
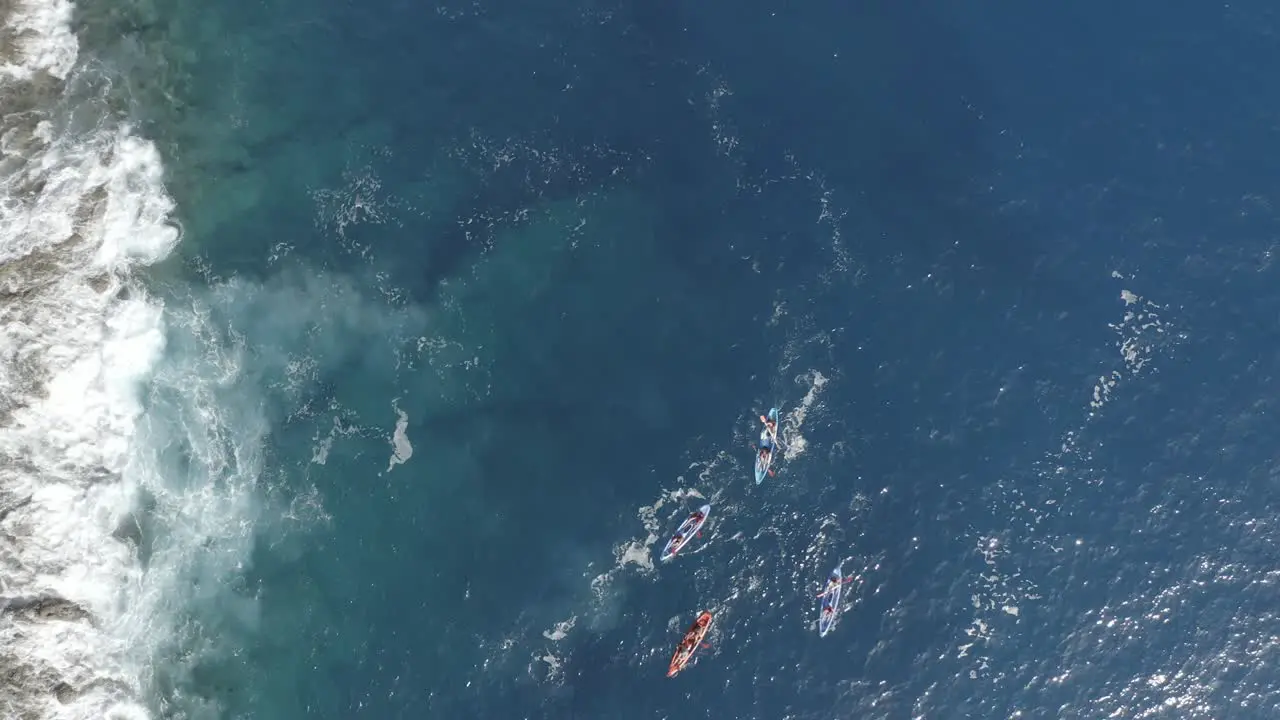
top-left (816, 576), bottom-right (855, 598)
top-left (757, 414), bottom-right (778, 469)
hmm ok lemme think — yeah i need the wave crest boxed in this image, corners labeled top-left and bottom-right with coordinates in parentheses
top-left (0, 0), bottom-right (181, 717)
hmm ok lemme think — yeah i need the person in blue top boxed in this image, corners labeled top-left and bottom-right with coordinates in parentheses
top-left (757, 413), bottom-right (778, 468)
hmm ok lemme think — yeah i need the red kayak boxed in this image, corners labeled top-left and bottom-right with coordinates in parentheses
top-left (667, 611), bottom-right (713, 677)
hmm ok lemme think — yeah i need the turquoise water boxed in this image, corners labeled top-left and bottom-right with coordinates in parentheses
top-left (7, 0), bottom-right (1280, 717)
top-left (109, 1), bottom-right (792, 716)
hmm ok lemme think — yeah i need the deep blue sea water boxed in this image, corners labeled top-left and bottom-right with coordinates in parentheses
top-left (29, 0), bottom-right (1280, 717)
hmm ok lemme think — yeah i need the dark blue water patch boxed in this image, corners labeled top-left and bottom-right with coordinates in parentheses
top-left (677, 0), bottom-right (1044, 275)
top-left (953, 3), bottom-right (1280, 183)
top-left (673, 9), bottom-right (1132, 390)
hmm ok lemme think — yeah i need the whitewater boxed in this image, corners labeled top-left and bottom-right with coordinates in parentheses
top-left (0, 0), bottom-right (242, 716)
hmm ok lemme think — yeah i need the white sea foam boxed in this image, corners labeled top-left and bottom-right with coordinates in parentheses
top-left (781, 369), bottom-right (827, 461)
top-left (0, 0), bottom-right (77, 81)
top-left (541, 615), bottom-right (576, 642)
top-left (1089, 287), bottom-right (1176, 416)
top-left (385, 398), bottom-right (414, 472)
top-left (0, 0), bottom-right (185, 717)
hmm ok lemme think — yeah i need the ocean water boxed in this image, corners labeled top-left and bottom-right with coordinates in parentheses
top-left (6, 0), bottom-right (1280, 718)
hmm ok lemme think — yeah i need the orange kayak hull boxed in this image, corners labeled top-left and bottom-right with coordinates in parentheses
top-left (667, 611), bottom-right (713, 677)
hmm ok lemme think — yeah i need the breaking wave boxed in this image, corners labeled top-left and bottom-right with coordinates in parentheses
top-left (0, 0), bottom-right (244, 717)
